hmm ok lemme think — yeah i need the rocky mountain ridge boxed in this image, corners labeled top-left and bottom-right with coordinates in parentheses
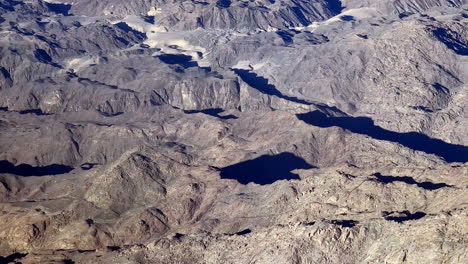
top-left (0, 0), bottom-right (467, 263)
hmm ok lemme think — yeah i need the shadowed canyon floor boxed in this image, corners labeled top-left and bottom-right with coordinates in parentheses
top-left (297, 111), bottom-right (468, 163)
top-left (0, 160), bottom-right (73, 177)
top-left (219, 152), bottom-right (314, 185)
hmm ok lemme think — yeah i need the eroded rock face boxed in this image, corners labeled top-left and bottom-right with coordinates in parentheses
top-left (343, 0), bottom-right (465, 14)
top-left (0, 0), bottom-right (467, 263)
top-left (58, 0), bottom-right (344, 31)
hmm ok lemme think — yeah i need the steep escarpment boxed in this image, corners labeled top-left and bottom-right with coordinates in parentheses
top-left (64, 0), bottom-right (344, 31)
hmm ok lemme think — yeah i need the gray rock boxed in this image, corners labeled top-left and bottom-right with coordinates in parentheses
top-left (0, 0), bottom-right (466, 263)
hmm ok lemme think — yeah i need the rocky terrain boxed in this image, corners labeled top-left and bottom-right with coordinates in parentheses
top-left (0, 0), bottom-right (467, 263)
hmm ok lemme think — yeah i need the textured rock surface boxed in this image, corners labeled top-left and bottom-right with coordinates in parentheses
top-left (0, 0), bottom-right (467, 263)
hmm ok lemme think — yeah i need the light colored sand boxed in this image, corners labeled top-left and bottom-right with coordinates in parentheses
top-left (112, 15), bottom-right (210, 67)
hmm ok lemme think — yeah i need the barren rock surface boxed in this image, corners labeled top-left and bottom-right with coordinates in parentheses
top-left (0, 0), bottom-right (467, 263)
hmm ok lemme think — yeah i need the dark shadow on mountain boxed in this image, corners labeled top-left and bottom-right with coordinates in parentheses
top-left (46, 2), bottom-right (72, 16)
top-left (216, 0), bottom-right (231, 8)
top-left (97, 110), bottom-right (124, 117)
top-left (0, 252), bottom-right (27, 264)
top-left (115, 22), bottom-right (146, 39)
top-left (276, 29), bottom-right (329, 46)
top-left (115, 36), bottom-right (131, 46)
top-left (411, 105), bottom-right (434, 113)
top-left (432, 82), bottom-right (450, 93)
top-left (291, 6), bottom-right (310, 25)
top-left (373, 173), bottom-right (452, 191)
top-left (36, 34), bottom-right (52, 43)
top-left (107, 246), bottom-right (121, 252)
top-left (226, 229), bottom-right (252, 236)
top-left (34, 49), bottom-right (52, 63)
top-left (326, 0), bottom-right (344, 14)
top-left (77, 77), bottom-right (121, 90)
top-left (432, 28), bottom-right (467, 56)
top-left (340, 15), bottom-right (354, 21)
top-left (0, 160), bottom-right (73, 176)
top-left (356, 34), bottom-right (368, 39)
top-left (158, 54), bottom-right (198, 68)
top-left (0, 0), bottom-right (22, 12)
top-left (220, 152), bottom-right (314, 185)
top-left (332, 220), bottom-right (358, 228)
top-left (296, 111), bottom-right (468, 163)
top-left (184, 108), bottom-right (238, 120)
top-left (233, 69), bottom-right (311, 105)
top-left (296, 31), bottom-right (330, 44)
top-left (277, 30), bottom-right (294, 44)
top-left (0, 3), bottom-right (13, 12)
top-left (19, 109), bottom-right (51, 116)
top-left (0, 107), bottom-right (51, 116)
top-left (34, 49), bottom-right (62, 68)
top-left (418, 181), bottom-right (452, 190)
top-left (399, 11), bottom-right (414, 19)
top-left (143, 16), bottom-right (155, 24)
top-left (194, 1), bottom-right (209, 6)
top-left (383, 211), bottom-right (426, 223)
top-left (314, 104), bottom-right (348, 116)
top-left (235, 229), bottom-right (252, 235)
